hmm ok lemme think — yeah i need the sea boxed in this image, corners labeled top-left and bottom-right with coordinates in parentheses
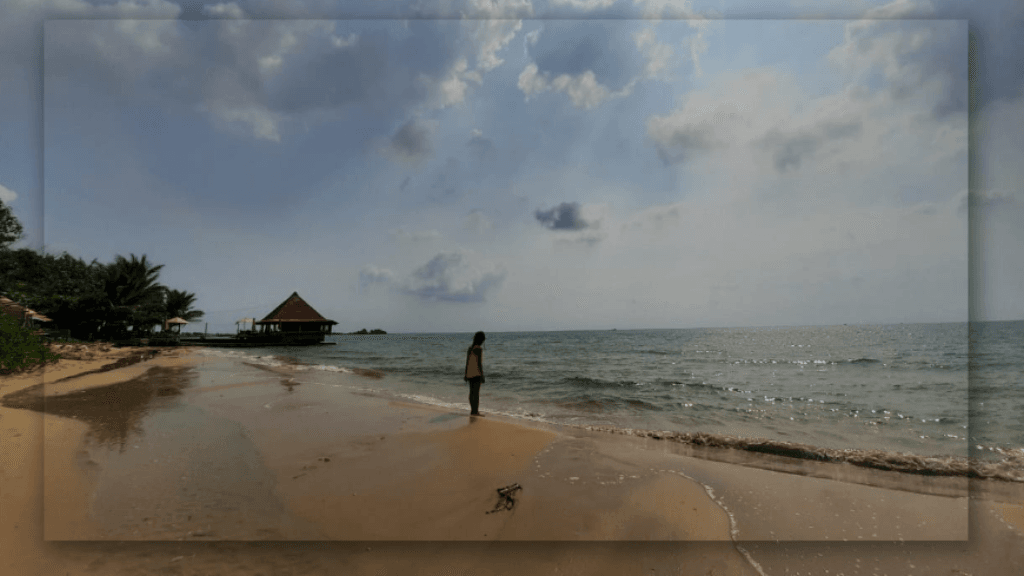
top-left (197, 321), bottom-right (1024, 481)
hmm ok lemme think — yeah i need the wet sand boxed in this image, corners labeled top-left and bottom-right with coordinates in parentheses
top-left (1, 345), bottom-right (1023, 575)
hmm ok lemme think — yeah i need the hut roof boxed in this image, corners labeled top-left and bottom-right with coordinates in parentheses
top-left (256, 292), bottom-right (337, 325)
top-left (0, 295), bottom-right (51, 323)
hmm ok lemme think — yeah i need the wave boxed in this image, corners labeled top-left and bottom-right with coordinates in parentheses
top-left (561, 376), bottom-right (684, 388)
top-left (198, 348), bottom-right (355, 374)
top-left (577, 426), bottom-right (1024, 483)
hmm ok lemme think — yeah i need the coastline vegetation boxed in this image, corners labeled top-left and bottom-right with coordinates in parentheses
top-left (0, 312), bottom-right (61, 374)
top-left (1, 199), bottom-right (202, 371)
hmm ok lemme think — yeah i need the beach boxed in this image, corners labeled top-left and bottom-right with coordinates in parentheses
top-left (1, 345), bottom-right (1023, 575)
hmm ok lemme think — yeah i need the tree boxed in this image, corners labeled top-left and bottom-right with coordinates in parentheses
top-left (165, 288), bottom-right (204, 322)
top-left (0, 199), bottom-right (24, 249)
top-left (0, 248), bottom-right (106, 339)
top-left (99, 254), bottom-right (167, 337)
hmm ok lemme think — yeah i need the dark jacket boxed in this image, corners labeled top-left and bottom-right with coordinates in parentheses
top-left (464, 344), bottom-right (484, 383)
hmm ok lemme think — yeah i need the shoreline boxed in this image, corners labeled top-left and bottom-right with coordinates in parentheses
top-left (1, 345), bottom-right (1022, 574)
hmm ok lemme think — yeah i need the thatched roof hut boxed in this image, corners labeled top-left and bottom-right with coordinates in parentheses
top-left (255, 292), bottom-right (337, 335)
top-left (0, 296), bottom-right (52, 328)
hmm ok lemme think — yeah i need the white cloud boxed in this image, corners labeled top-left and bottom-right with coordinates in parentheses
top-left (425, 58), bottom-right (475, 109)
top-left (0, 183), bottom-right (17, 204)
top-left (633, 0), bottom-right (701, 19)
top-left (518, 63), bottom-right (635, 110)
top-left (549, 0), bottom-right (618, 10)
top-left (203, 2), bottom-right (245, 18)
top-left (633, 27), bottom-right (677, 81)
top-left (827, 17), bottom-right (965, 118)
top-left (463, 0), bottom-right (533, 18)
top-left (864, 0), bottom-right (935, 18)
top-left (472, 19), bottom-right (523, 73)
top-left (687, 19), bottom-right (710, 78)
top-left (331, 33), bottom-right (358, 49)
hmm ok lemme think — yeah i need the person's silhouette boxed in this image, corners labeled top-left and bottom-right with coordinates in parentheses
top-left (463, 331), bottom-right (486, 415)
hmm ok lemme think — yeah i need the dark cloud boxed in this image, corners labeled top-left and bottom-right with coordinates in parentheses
top-left (401, 252), bottom-right (506, 303)
top-left (758, 119), bottom-right (863, 173)
top-left (466, 133), bottom-right (496, 164)
top-left (389, 119), bottom-right (435, 162)
top-left (265, 25), bottom-right (459, 118)
top-left (535, 202), bottom-right (589, 230)
top-left (430, 157), bottom-right (461, 197)
top-left (359, 265), bottom-right (394, 287)
top-left (399, 176), bottom-right (411, 191)
top-left (929, 0), bottom-right (1024, 110)
top-left (651, 125), bottom-right (718, 166)
top-left (529, 21), bottom-right (645, 92)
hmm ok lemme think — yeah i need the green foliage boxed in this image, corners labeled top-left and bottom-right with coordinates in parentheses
top-left (0, 313), bottom-right (60, 374)
top-left (0, 248), bottom-right (107, 339)
top-left (96, 254), bottom-right (168, 337)
top-left (0, 206), bottom-right (201, 343)
top-left (165, 288), bottom-right (204, 322)
top-left (0, 199), bottom-right (23, 249)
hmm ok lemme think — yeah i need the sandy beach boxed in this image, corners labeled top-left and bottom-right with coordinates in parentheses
top-left (2, 345), bottom-right (1023, 575)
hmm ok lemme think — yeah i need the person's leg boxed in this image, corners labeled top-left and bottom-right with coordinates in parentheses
top-left (469, 379), bottom-right (481, 414)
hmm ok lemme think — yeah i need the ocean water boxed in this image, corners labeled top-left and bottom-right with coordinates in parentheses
top-left (197, 321), bottom-right (1024, 480)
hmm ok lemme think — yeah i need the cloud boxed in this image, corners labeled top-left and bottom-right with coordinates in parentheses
top-left (401, 251), bottom-right (506, 303)
top-left (203, 2), bottom-right (245, 18)
top-left (466, 129), bottom-right (496, 163)
top-left (535, 202), bottom-right (591, 230)
top-left (43, 19), bottom-right (473, 142)
top-left (0, 183), bottom-right (17, 204)
top-left (385, 118), bottom-right (438, 164)
top-left (471, 18), bottom-right (524, 73)
top-left (518, 63), bottom-right (627, 110)
top-left (390, 228), bottom-right (442, 243)
top-left (422, 57), bottom-right (477, 109)
top-left (646, 87), bottom-right (761, 165)
top-left (359, 265), bottom-right (395, 287)
top-left (465, 210), bottom-right (493, 233)
top-left (548, 0), bottom-right (618, 11)
top-left (430, 157), bottom-right (462, 197)
top-left (622, 202), bottom-right (682, 231)
top-left (757, 118), bottom-right (863, 173)
top-left (828, 18), bottom-right (967, 118)
top-left (517, 20), bottom-right (682, 109)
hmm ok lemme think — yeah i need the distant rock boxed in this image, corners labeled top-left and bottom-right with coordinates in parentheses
top-left (348, 328), bottom-right (387, 335)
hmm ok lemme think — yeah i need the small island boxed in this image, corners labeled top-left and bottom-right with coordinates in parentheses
top-left (348, 328), bottom-right (387, 335)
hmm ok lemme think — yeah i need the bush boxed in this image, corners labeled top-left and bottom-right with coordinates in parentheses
top-left (0, 313), bottom-right (61, 374)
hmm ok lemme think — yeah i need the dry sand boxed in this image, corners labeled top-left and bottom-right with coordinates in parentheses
top-left (1, 344), bottom-right (1023, 575)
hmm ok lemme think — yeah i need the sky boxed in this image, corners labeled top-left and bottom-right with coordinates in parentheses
top-left (1, 0), bottom-right (1020, 334)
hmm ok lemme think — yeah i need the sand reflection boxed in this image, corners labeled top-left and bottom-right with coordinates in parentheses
top-left (5, 365), bottom-right (198, 451)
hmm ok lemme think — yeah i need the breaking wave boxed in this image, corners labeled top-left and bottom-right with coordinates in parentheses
top-left (578, 425), bottom-right (1024, 483)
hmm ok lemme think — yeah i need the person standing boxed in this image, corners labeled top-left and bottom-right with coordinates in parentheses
top-left (464, 331), bottom-right (485, 415)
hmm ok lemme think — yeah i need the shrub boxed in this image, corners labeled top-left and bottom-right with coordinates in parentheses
top-left (0, 313), bottom-right (61, 374)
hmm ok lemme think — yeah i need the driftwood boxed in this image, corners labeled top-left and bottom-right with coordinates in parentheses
top-left (486, 483), bottom-right (522, 514)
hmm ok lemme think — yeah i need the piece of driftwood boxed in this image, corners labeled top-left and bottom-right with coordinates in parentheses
top-left (486, 483), bottom-right (522, 514)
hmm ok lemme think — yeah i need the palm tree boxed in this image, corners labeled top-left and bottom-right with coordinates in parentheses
top-left (102, 254), bottom-right (165, 307)
top-left (99, 254), bottom-right (166, 336)
top-left (165, 289), bottom-right (204, 322)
